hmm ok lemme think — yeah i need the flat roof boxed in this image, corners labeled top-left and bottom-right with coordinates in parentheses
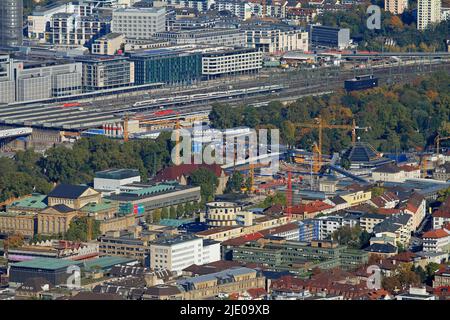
top-left (83, 256), bottom-right (136, 270)
top-left (95, 168), bottom-right (140, 180)
top-left (8, 194), bottom-right (47, 209)
top-left (11, 257), bottom-right (82, 270)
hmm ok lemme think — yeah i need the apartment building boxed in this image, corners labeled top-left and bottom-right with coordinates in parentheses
top-left (112, 7), bottom-right (166, 40)
top-left (385, 0), bottom-right (408, 15)
top-left (417, 0), bottom-right (441, 30)
top-left (308, 24), bottom-right (350, 49)
top-left (371, 163), bottom-right (421, 183)
top-left (149, 235), bottom-right (220, 273)
top-left (422, 228), bottom-right (450, 253)
top-left (203, 201), bottom-right (254, 227)
top-left (49, 13), bottom-right (111, 46)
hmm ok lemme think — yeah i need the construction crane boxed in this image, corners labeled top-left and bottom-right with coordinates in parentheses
top-left (435, 135), bottom-right (450, 156)
top-left (295, 117), bottom-right (369, 173)
top-left (286, 170), bottom-right (292, 220)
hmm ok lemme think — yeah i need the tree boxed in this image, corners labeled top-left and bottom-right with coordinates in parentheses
top-left (190, 168), bottom-right (219, 203)
top-left (226, 171), bottom-right (244, 193)
top-left (359, 230), bottom-right (372, 249)
top-left (176, 204), bottom-right (184, 218)
top-left (169, 206), bottom-right (177, 219)
top-left (425, 262), bottom-right (440, 284)
top-left (332, 225), bottom-right (363, 248)
top-left (161, 207), bottom-right (169, 220)
top-left (262, 192), bottom-right (287, 207)
top-left (66, 217), bottom-right (100, 242)
top-left (152, 209), bottom-right (162, 223)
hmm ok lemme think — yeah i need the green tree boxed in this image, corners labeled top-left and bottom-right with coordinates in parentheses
top-left (169, 206), bottom-right (177, 219)
top-left (152, 209), bottom-right (162, 223)
top-left (66, 217), bottom-right (100, 242)
top-left (161, 207), bottom-right (169, 220)
top-left (226, 171), bottom-right (244, 193)
top-left (262, 192), bottom-right (287, 207)
top-left (190, 168), bottom-right (219, 203)
top-left (176, 204), bottom-right (184, 218)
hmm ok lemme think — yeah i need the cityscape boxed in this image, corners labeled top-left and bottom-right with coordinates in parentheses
top-left (0, 0), bottom-right (449, 305)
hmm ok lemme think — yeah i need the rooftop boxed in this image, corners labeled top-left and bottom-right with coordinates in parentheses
top-left (8, 194), bottom-right (47, 210)
top-left (11, 258), bottom-right (83, 271)
top-left (48, 184), bottom-right (91, 199)
top-left (95, 168), bottom-right (140, 180)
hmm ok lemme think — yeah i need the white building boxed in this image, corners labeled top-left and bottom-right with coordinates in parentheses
top-left (92, 33), bottom-right (125, 55)
top-left (94, 169), bottom-right (141, 191)
top-left (396, 287), bottom-right (437, 300)
top-left (371, 163), bottom-right (421, 183)
top-left (112, 7), bottom-right (166, 40)
top-left (203, 201), bottom-right (253, 227)
top-left (201, 48), bottom-right (263, 78)
top-left (149, 235), bottom-right (220, 273)
top-left (417, 0), bottom-right (441, 30)
top-left (422, 228), bottom-right (450, 253)
top-left (245, 27), bottom-right (309, 54)
top-left (215, 1), bottom-right (253, 20)
top-left (153, 29), bottom-right (246, 47)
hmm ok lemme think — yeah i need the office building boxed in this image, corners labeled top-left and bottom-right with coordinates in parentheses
top-left (107, 183), bottom-right (201, 217)
top-left (308, 25), bottom-right (350, 49)
top-left (129, 49), bottom-right (202, 85)
top-left (153, 29), bottom-right (246, 47)
top-left (244, 25), bottom-right (309, 53)
top-left (94, 169), bottom-right (141, 191)
top-left (417, 0), bottom-right (442, 30)
top-left (149, 235), bottom-right (221, 272)
top-left (0, 0), bottom-right (23, 47)
top-left (201, 48), bottom-right (263, 79)
top-left (154, 0), bottom-right (214, 12)
top-left (92, 33), bottom-right (125, 55)
top-left (75, 55), bottom-right (135, 92)
top-left (13, 59), bottom-right (83, 101)
top-left (0, 53), bottom-right (16, 104)
top-left (385, 0), bottom-right (408, 15)
top-left (112, 7), bottom-right (166, 40)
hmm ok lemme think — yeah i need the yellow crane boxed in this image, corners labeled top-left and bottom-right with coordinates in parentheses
top-left (294, 117), bottom-right (369, 173)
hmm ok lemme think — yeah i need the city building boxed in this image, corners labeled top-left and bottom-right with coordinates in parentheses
top-left (153, 29), bottom-right (247, 47)
top-left (360, 212), bottom-right (386, 233)
top-left (201, 48), bottom-right (263, 79)
top-left (75, 55), bottom-right (135, 92)
top-left (0, 211), bottom-right (36, 237)
top-left (0, 55), bottom-right (83, 103)
top-left (9, 258), bottom-right (83, 286)
top-left (231, 239), bottom-right (368, 273)
top-left (176, 267), bottom-right (265, 300)
top-left (154, 0), bottom-right (215, 12)
top-left (106, 183), bottom-right (201, 218)
top-left (48, 13), bottom-right (111, 46)
top-left (27, 2), bottom-right (78, 42)
top-left (372, 213), bottom-right (413, 246)
top-left (433, 163), bottom-right (450, 181)
top-left (0, 53), bottom-right (16, 103)
top-left (111, 7), bottom-right (166, 40)
top-left (47, 184), bottom-right (101, 210)
top-left (0, 0), bottom-right (23, 47)
top-left (94, 169), bottom-right (141, 192)
top-left (37, 205), bottom-right (79, 235)
top-left (308, 25), bottom-right (350, 49)
top-left (371, 163), bottom-right (421, 183)
top-left (215, 0), bottom-right (253, 20)
top-left (98, 229), bottom-right (152, 262)
top-left (422, 228), bottom-right (450, 253)
top-left (433, 265), bottom-right (450, 288)
top-left (396, 287), bottom-right (437, 300)
top-left (92, 33), bottom-right (125, 55)
top-left (129, 49), bottom-right (202, 85)
top-left (203, 201), bottom-right (254, 227)
top-left (243, 25), bottom-right (309, 54)
top-left (6, 240), bottom-right (99, 262)
top-left (149, 235), bottom-right (220, 272)
top-left (417, 0), bottom-right (441, 30)
top-left (385, 0), bottom-right (408, 15)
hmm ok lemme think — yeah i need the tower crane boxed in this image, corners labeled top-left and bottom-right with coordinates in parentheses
top-left (294, 117), bottom-right (369, 173)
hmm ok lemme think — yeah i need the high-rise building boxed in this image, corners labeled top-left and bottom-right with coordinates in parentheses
top-left (0, 0), bottom-right (23, 47)
top-left (385, 0), bottom-right (408, 15)
top-left (417, 0), bottom-right (442, 30)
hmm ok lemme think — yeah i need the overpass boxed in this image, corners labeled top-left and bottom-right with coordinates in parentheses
top-left (0, 127), bottom-right (33, 139)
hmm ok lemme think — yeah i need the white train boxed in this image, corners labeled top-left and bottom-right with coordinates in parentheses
top-left (132, 85), bottom-right (283, 108)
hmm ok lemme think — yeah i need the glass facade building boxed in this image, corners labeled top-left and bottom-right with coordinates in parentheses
top-left (0, 0), bottom-right (23, 47)
top-left (130, 50), bottom-right (202, 85)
